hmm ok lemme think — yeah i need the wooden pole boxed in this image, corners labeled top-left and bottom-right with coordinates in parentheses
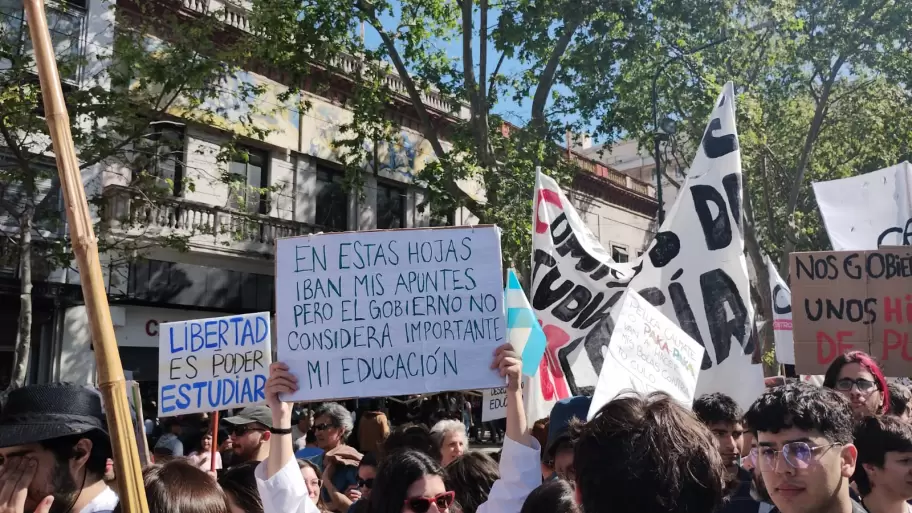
top-left (209, 411), bottom-right (219, 473)
top-left (22, 2), bottom-right (149, 513)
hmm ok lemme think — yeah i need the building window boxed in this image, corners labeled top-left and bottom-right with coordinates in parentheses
top-left (611, 244), bottom-right (629, 263)
top-left (315, 167), bottom-right (348, 231)
top-left (429, 206), bottom-right (454, 227)
top-left (127, 259), bottom-right (274, 312)
top-left (141, 122), bottom-right (184, 195)
top-left (1, 0), bottom-right (86, 83)
top-left (377, 181), bottom-right (405, 229)
top-left (227, 146), bottom-right (268, 214)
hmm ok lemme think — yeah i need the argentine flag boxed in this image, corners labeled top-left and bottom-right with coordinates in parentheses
top-left (505, 269), bottom-right (547, 377)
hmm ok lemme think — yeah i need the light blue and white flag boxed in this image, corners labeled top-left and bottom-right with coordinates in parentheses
top-left (505, 269), bottom-right (547, 377)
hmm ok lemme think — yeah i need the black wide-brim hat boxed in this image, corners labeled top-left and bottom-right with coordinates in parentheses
top-left (0, 383), bottom-right (108, 448)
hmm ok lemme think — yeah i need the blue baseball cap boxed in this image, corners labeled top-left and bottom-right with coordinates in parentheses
top-left (546, 396), bottom-right (591, 455)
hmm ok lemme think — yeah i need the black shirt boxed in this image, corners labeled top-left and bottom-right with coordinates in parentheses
top-left (720, 467), bottom-right (763, 513)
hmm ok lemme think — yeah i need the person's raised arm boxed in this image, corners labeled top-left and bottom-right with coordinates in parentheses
top-left (265, 362), bottom-right (299, 479)
top-left (493, 343), bottom-right (529, 445)
top-left (475, 344), bottom-right (542, 513)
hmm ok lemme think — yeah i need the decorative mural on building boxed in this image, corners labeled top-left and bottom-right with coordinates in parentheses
top-left (136, 36), bottom-right (300, 148)
top-left (302, 97), bottom-right (439, 183)
top-left (162, 70), bottom-right (301, 150)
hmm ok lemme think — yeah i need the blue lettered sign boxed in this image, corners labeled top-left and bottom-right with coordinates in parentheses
top-left (274, 226), bottom-right (506, 402)
top-left (158, 312), bottom-right (272, 417)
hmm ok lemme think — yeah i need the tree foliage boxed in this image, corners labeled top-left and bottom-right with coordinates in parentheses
top-left (601, 0), bottom-right (912, 368)
top-left (0, 1), bottom-right (272, 386)
top-left (249, 0), bottom-right (737, 277)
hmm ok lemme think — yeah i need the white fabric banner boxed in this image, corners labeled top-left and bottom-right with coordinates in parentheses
top-left (767, 257), bottom-right (795, 365)
top-left (530, 82), bottom-right (765, 411)
top-left (812, 162), bottom-right (912, 251)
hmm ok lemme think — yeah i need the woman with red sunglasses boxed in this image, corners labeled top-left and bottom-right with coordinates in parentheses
top-left (366, 450), bottom-right (455, 513)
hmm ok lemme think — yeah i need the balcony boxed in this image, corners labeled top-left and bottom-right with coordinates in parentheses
top-left (101, 185), bottom-right (332, 257)
top-left (174, 0), bottom-right (464, 118)
top-left (568, 152), bottom-right (655, 198)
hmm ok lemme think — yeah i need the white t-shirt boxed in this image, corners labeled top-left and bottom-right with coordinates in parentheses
top-left (79, 486), bottom-right (119, 513)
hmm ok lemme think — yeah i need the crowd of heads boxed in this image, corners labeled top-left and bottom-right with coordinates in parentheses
top-left (6, 347), bottom-right (912, 513)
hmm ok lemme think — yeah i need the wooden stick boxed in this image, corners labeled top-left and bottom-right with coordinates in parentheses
top-left (21, 2), bottom-right (149, 513)
top-left (210, 411), bottom-right (219, 473)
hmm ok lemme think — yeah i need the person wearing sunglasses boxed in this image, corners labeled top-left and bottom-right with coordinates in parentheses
top-left (346, 453), bottom-right (379, 513)
top-left (822, 351), bottom-right (890, 420)
top-left (852, 416), bottom-right (912, 513)
top-left (367, 449), bottom-right (454, 513)
top-left (744, 382), bottom-right (864, 513)
top-left (223, 406), bottom-right (274, 464)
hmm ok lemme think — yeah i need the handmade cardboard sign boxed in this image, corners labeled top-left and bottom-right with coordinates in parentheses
top-left (586, 290), bottom-right (704, 419)
top-left (481, 382), bottom-right (525, 422)
top-left (274, 226), bottom-right (506, 401)
top-left (791, 247), bottom-right (912, 376)
top-left (158, 312), bottom-right (271, 416)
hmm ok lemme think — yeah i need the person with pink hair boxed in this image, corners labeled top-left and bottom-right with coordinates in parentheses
top-left (823, 351), bottom-right (890, 419)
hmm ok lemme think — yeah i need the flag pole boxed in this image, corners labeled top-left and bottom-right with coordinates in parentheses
top-left (22, 2), bottom-right (149, 512)
top-left (209, 411), bottom-right (219, 472)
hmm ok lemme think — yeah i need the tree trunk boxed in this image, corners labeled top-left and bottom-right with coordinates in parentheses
top-left (742, 172), bottom-right (778, 376)
top-left (778, 56), bottom-right (847, 276)
top-left (10, 201), bottom-right (34, 389)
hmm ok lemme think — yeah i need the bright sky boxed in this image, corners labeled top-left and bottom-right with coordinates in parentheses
top-left (363, 2), bottom-right (584, 135)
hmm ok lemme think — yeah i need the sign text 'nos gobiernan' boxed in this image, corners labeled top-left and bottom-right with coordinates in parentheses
top-left (275, 227), bottom-right (506, 401)
top-left (791, 247), bottom-right (912, 376)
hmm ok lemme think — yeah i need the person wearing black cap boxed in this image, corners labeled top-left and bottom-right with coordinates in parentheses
top-left (0, 383), bottom-right (119, 513)
top-left (224, 405), bottom-right (273, 464)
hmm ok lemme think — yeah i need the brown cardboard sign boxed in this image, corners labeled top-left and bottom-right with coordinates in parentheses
top-left (791, 247), bottom-right (912, 376)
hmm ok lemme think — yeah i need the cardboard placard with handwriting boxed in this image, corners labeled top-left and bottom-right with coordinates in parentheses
top-left (791, 247), bottom-right (912, 376)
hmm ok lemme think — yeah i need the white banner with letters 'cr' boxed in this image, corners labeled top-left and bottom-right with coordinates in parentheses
top-left (158, 311), bottom-right (272, 417)
top-left (530, 81), bottom-right (765, 412)
top-left (587, 289), bottom-right (704, 419)
top-left (274, 226), bottom-right (507, 402)
top-left (813, 162), bottom-right (912, 251)
top-left (767, 257), bottom-right (795, 365)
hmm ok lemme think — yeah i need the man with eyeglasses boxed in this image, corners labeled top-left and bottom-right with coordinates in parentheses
top-left (224, 405), bottom-right (274, 464)
top-left (744, 383), bottom-right (864, 513)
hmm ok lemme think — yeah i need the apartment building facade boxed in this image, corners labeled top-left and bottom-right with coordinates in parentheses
top-left (1, 0), bottom-right (658, 388)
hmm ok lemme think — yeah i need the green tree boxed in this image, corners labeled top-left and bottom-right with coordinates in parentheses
top-left (249, 0), bottom-right (734, 277)
top-left (0, 2), bottom-right (273, 387)
top-left (610, 0), bottom-right (912, 370)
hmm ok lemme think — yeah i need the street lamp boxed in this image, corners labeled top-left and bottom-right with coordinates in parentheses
top-left (653, 116), bottom-right (676, 224)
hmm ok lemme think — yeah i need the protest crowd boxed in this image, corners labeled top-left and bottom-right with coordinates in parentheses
top-left (3, 56), bottom-right (912, 513)
top-left (4, 346), bottom-right (912, 513)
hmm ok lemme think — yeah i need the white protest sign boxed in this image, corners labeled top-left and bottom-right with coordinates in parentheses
top-left (275, 226), bottom-right (506, 402)
top-left (587, 290), bottom-right (704, 419)
top-left (530, 82), bottom-right (765, 413)
top-left (767, 257), bottom-right (795, 365)
top-left (158, 312), bottom-right (271, 416)
top-left (813, 162), bottom-right (912, 251)
top-left (481, 382), bottom-right (524, 422)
